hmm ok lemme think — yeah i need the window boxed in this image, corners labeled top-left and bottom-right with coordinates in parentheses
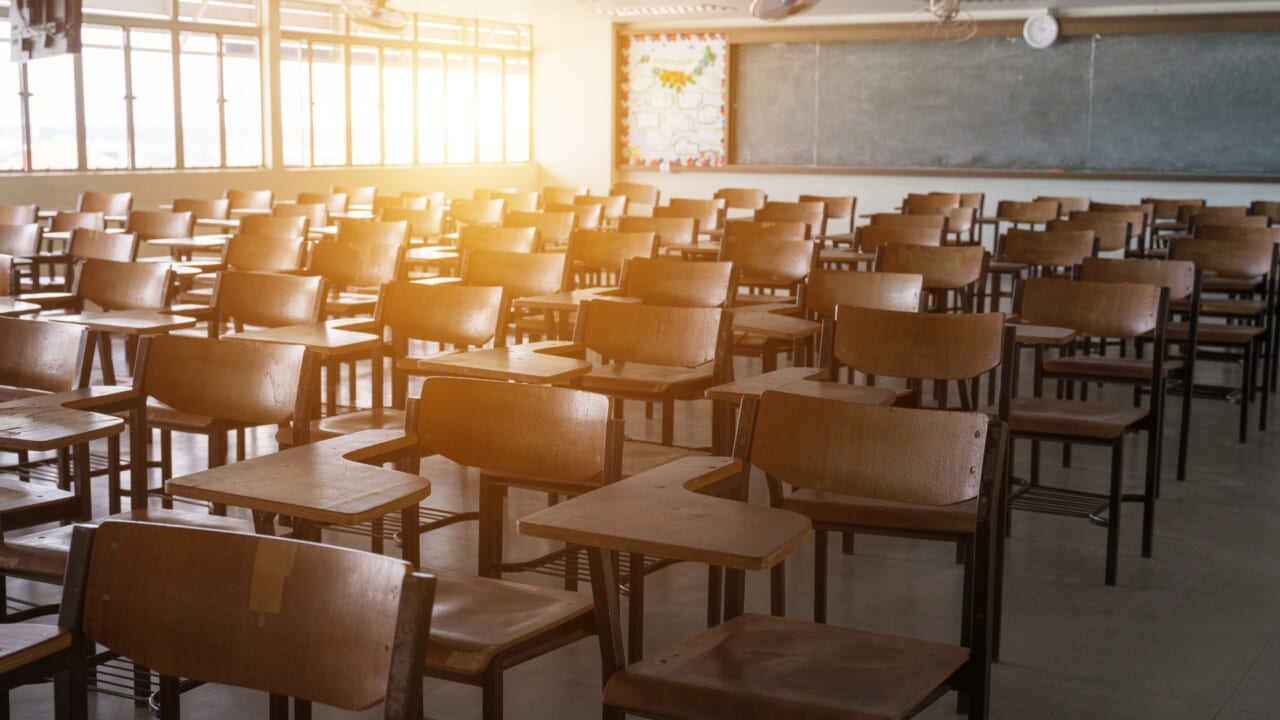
top-left (221, 36), bottom-right (262, 167)
top-left (0, 63), bottom-right (21, 170)
top-left (83, 25), bottom-right (129, 169)
top-left (26, 54), bottom-right (77, 170)
top-left (180, 32), bottom-right (221, 168)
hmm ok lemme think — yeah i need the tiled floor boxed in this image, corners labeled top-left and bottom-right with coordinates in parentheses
top-left (5, 346), bottom-right (1278, 719)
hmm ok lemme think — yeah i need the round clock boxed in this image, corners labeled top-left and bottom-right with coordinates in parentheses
top-left (1023, 13), bottom-right (1060, 50)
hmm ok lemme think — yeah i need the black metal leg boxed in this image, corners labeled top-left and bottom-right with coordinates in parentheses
top-left (813, 530), bottom-right (828, 624)
top-left (1106, 439), bottom-right (1124, 587)
top-left (628, 552), bottom-right (645, 664)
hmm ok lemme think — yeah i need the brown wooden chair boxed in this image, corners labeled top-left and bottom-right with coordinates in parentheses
top-left (1008, 277), bottom-right (1168, 585)
top-left (381, 206), bottom-right (445, 245)
top-left (300, 191), bottom-right (348, 214)
top-left (1192, 212), bottom-right (1268, 232)
top-left (61, 520), bottom-right (434, 720)
top-left (308, 227), bottom-right (406, 317)
top-left (332, 185), bottom-right (375, 207)
top-left (456, 225), bottom-right (538, 254)
top-left (1034, 195), bottom-right (1090, 219)
top-left (1168, 236), bottom-right (1275, 443)
top-left (618, 215), bottom-right (696, 252)
top-left (609, 182), bottom-right (660, 214)
top-left (565, 229), bottom-right (658, 289)
top-left (616, 256), bottom-right (736, 309)
top-left (273, 202), bottom-right (327, 232)
top-left (77, 192), bottom-right (132, 218)
top-left (805, 268), bottom-right (923, 323)
top-left (205, 271), bottom-right (325, 338)
top-left (542, 186), bottom-right (587, 207)
top-left (49, 211), bottom-right (105, 233)
top-left (799, 194), bottom-right (856, 246)
top-left (1049, 217), bottom-right (1128, 255)
top-left (1078, 257), bottom-right (1200, 483)
top-left (504, 210), bottom-right (575, 251)
top-left (473, 188), bottom-right (517, 201)
top-left (722, 218), bottom-right (807, 244)
top-left (403, 190), bottom-right (446, 208)
top-left (1250, 200), bottom-right (1280, 226)
top-left (868, 212), bottom-right (947, 231)
top-left (754, 200), bottom-right (825, 240)
top-left (172, 197), bottom-right (231, 222)
top-left (492, 191), bottom-right (540, 214)
top-left (576, 194), bottom-right (627, 227)
top-left (0, 255), bottom-right (15, 296)
top-left (224, 189), bottom-right (273, 211)
top-left (176, 233), bottom-right (307, 306)
top-left (903, 193), bottom-right (960, 213)
top-left (573, 299), bottom-right (732, 447)
top-left (1071, 209), bottom-right (1146, 257)
top-left (1144, 197), bottom-right (1205, 237)
top-left (593, 396), bottom-right (1004, 720)
top-left (126, 210), bottom-right (194, 245)
top-left (0, 223), bottom-right (42, 291)
top-left (240, 213), bottom-right (308, 241)
top-left (714, 188), bottom-right (768, 219)
top-left (858, 224), bottom-right (944, 255)
top-left (0, 204), bottom-right (37, 225)
top-left (460, 249), bottom-right (566, 343)
top-left (548, 201), bottom-right (601, 230)
top-left (722, 237), bottom-right (819, 371)
top-left (131, 334), bottom-right (317, 511)
top-left (985, 228), bottom-right (1097, 312)
top-left (63, 258), bottom-right (175, 381)
top-left (995, 199), bottom-right (1060, 227)
top-left (877, 242), bottom-right (987, 313)
top-left (450, 198), bottom-right (506, 231)
top-left (373, 195), bottom-right (426, 214)
top-left (1089, 201), bottom-right (1154, 256)
top-left (24, 229), bottom-right (140, 308)
top-left (656, 198), bottom-right (723, 240)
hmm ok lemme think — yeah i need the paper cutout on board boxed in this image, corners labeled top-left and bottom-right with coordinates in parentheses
top-left (620, 33), bottom-right (728, 168)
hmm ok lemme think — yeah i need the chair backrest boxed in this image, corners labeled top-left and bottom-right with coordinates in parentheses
top-left (134, 334), bottom-right (313, 426)
top-left (309, 239), bottom-right (403, 288)
top-left (380, 207), bottom-right (444, 241)
top-left (78, 191), bottom-right (132, 216)
top-left (542, 186), bottom-right (588, 207)
top-left (0, 254), bottom-right (13, 295)
top-left (460, 249), bottom-right (566, 300)
top-left (609, 182), bottom-right (660, 209)
top-left (618, 257), bottom-right (735, 308)
top-left (336, 219), bottom-right (409, 246)
top-left (941, 206), bottom-right (977, 235)
top-left (720, 237), bottom-right (817, 290)
top-left (504, 210), bottom-right (575, 248)
top-left (274, 202), bottom-right (327, 231)
top-left (473, 188), bottom-right (516, 200)
top-left (299, 192), bottom-right (348, 214)
top-left (576, 194), bottom-right (627, 222)
top-left (856, 225), bottom-right (943, 254)
top-left (0, 223), bottom-right (41, 256)
top-left (1034, 196), bottom-right (1090, 218)
top-left (1079, 257), bottom-right (1197, 302)
top-left (240, 214), bottom-right (309, 241)
top-left (212, 271), bottom-right (325, 332)
top-left (1169, 237), bottom-right (1276, 279)
top-left (450, 198), bottom-right (506, 227)
top-left (415, 377), bottom-right (614, 489)
top-left (75, 258), bottom-right (173, 310)
top-left (657, 198), bottom-right (722, 233)
top-left (754, 201), bottom-right (825, 239)
top-left (956, 192), bottom-right (986, 212)
top-left (0, 317), bottom-right (88, 391)
top-left (902, 194), bottom-right (959, 213)
top-left (51, 211), bottom-right (106, 233)
top-left (224, 189), bottom-right (274, 210)
top-left (332, 185), bottom-right (376, 206)
top-left (172, 198), bottom-right (230, 221)
top-left (403, 190), bottom-right (446, 208)
top-left (68, 229), bottom-right (139, 262)
top-left (1250, 200), bottom-right (1280, 224)
top-left (714, 188), bottom-right (767, 211)
top-left (1048, 217), bottom-right (1128, 253)
top-left (745, 391), bottom-right (995, 507)
top-left (373, 195), bottom-right (424, 214)
top-left (127, 211), bottom-right (195, 241)
top-left (1141, 197), bottom-right (1205, 221)
top-left (222, 234), bottom-right (306, 273)
top-left (1197, 225), bottom-right (1280, 245)
top-left (618, 215), bottom-right (696, 249)
top-left (456, 225), bottom-right (537, 254)
top-left (567, 229), bottom-right (658, 280)
top-left (722, 219), bottom-right (807, 243)
top-left (549, 201), bottom-right (600, 230)
top-left (576, 299), bottom-right (729, 368)
top-left (1192, 214), bottom-right (1269, 232)
top-left (380, 280), bottom-right (505, 348)
top-left (67, 520), bottom-right (432, 718)
top-left (867, 213), bottom-right (946, 231)
top-left (797, 195), bottom-right (856, 231)
top-left (1000, 228), bottom-right (1097, 268)
top-left (0, 204), bottom-right (37, 224)
top-left (1090, 201), bottom-right (1154, 233)
top-left (805, 269), bottom-right (923, 320)
top-left (1069, 209), bottom-right (1145, 241)
top-left (832, 306), bottom-right (1006, 381)
top-left (1018, 278), bottom-right (1163, 339)
top-left (877, 243), bottom-right (985, 291)
top-left (492, 191), bottom-right (540, 214)
top-left (996, 199), bottom-right (1060, 224)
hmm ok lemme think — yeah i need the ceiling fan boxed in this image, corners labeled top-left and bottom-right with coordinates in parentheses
top-left (341, 0), bottom-right (408, 30)
top-left (749, 0), bottom-right (820, 21)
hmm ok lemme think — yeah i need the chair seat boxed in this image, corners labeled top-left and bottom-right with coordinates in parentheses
top-left (734, 292), bottom-right (797, 307)
top-left (0, 479), bottom-right (75, 518)
top-left (425, 570), bottom-right (593, 677)
top-left (0, 508), bottom-right (255, 583)
top-left (1007, 397), bottom-right (1148, 439)
top-left (143, 398), bottom-right (219, 433)
top-left (1167, 321), bottom-right (1264, 345)
top-left (326, 291), bottom-right (379, 317)
top-left (0, 623), bottom-right (71, 674)
top-left (1171, 297), bottom-right (1266, 317)
top-left (622, 440), bottom-right (706, 479)
top-left (1042, 356), bottom-right (1183, 380)
top-left (578, 362), bottom-right (715, 396)
top-left (176, 287), bottom-right (213, 305)
top-left (987, 260), bottom-right (1028, 274)
top-left (782, 489), bottom-right (976, 536)
top-left (0, 386), bottom-right (46, 403)
top-left (308, 408), bottom-right (408, 443)
top-left (17, 291), bottom-right (75, 309)
top-left (604, 613), bottom-right (969, 720)
top-left (1201, 277), bottom-right (1262, 293)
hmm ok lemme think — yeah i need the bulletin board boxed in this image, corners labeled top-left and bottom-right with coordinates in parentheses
top-left (618, 32), bottom-right (728, 168)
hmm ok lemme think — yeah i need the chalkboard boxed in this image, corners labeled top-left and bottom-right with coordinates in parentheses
top-left (732, 32), bottom-right (1280, 176)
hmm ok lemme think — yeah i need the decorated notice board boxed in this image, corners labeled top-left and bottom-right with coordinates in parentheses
top-left (619, 33), bottom-right (728, 168)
